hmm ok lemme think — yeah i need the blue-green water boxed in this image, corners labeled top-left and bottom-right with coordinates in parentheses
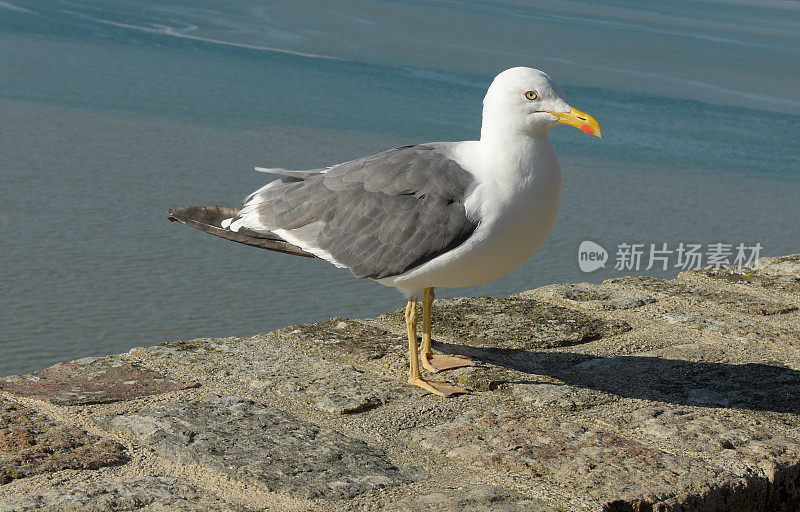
top-left (1, 0), bottom-right (798, 376)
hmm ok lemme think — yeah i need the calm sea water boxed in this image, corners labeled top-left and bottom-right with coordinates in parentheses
top-left (1, 0), bottom-right (798, 376)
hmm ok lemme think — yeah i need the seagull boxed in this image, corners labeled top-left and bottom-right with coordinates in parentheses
top-left (168, 67), bottom-right (601, 397)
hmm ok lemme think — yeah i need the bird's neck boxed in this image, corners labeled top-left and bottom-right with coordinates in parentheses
top-left (477, 132), bottom-right (557, 181)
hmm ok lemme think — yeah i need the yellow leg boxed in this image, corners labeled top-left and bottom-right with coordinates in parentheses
top-left (406, 297), bottom-right (465, 397)
top-left (419, 287), bottom-right (474, 373)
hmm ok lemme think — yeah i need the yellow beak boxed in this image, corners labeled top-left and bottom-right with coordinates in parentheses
top-left (545, 106), bottom-right (602, 138)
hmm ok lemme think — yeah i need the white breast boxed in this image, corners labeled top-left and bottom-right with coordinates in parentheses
top-left (379, 137), bottom-right (562, 297)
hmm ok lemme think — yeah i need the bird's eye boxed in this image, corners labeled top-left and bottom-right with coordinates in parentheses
top-left (524, 91), bottom-right (538, 100)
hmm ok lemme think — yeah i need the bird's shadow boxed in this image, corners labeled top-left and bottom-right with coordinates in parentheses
top-left (434, 341), bottom-right (800, 414)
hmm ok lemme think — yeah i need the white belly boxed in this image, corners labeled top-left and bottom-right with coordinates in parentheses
top-left (379, 158), bottom-right (562, 297)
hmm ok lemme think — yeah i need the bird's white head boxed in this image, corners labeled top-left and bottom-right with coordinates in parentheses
top-left (481, 67), bottom-right (601, 141)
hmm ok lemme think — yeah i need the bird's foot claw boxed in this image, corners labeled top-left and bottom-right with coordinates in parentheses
top-left (420, 352), bottom-right (474, 373)
top-left (408, 377), bottom-right (466, 397)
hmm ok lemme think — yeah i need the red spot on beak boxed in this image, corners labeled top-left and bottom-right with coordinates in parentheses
top-left (580, 124), bottom-right (594, 134)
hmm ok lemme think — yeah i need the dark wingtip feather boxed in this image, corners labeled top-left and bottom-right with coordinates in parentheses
top-left (168, 205), bottom-right (239, 227)
top-left (167, 205), bottom-right (318, 259)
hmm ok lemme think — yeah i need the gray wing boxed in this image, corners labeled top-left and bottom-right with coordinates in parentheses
top-left (231, 144), bottom-right (479, 280)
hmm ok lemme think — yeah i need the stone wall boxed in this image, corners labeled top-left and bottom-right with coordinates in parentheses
top-left (1, 255), bottom-right (800, 511)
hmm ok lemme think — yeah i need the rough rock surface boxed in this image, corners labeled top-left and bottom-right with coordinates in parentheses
top-left (1, 255), bottom-right (799, 511)
top-left (0, 399), bottom-right (127, 485)
top-left (95, 395), bottom-right (424, 499)
top-left (0, 357), bottom-right (197, 405)
top-left (380, 295), bottom-right (632, 349)
top-left (604, 275), bottom-right (797, 316)
top-left (387, 484), bottom-right (558, 512)
top-left (0, 476), bottom-right (245, 512)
